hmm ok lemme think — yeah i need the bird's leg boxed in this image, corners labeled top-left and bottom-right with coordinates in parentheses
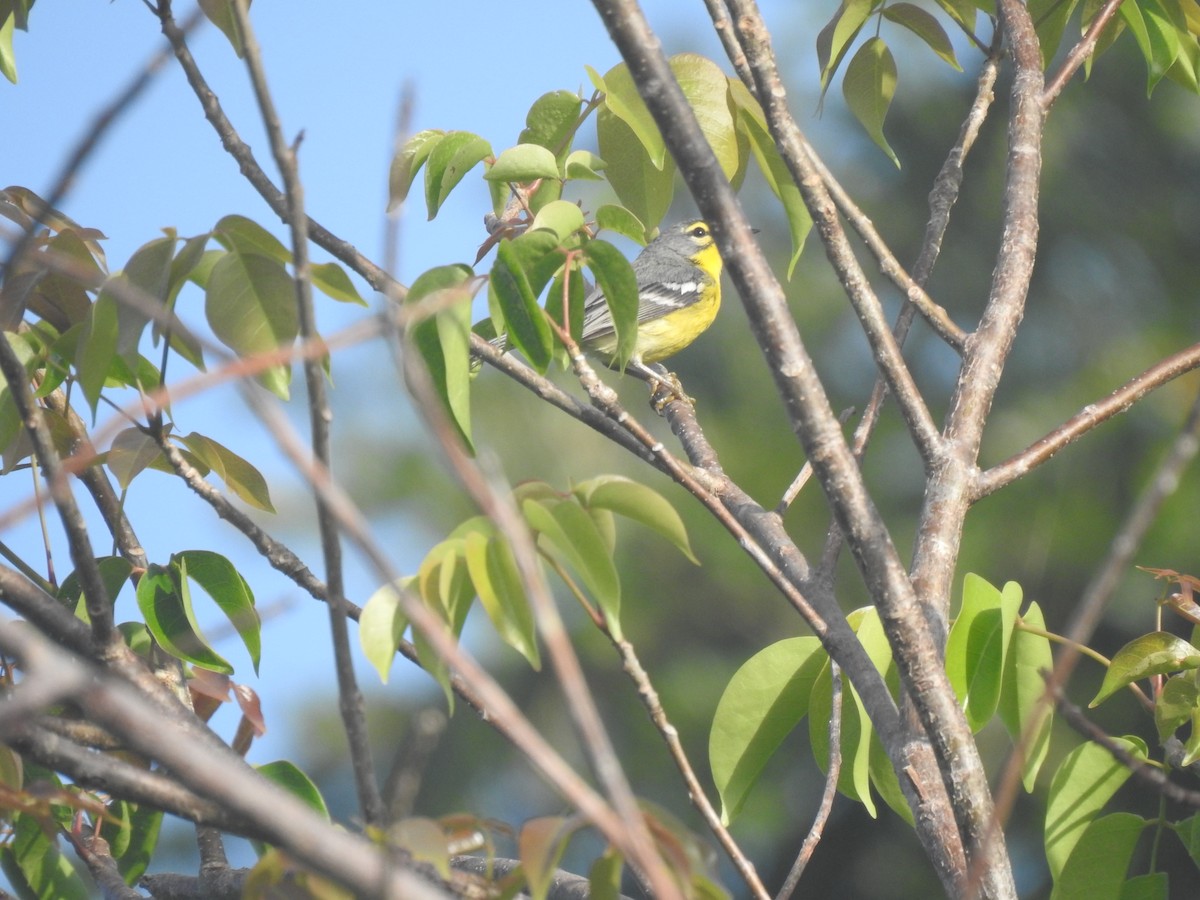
top-left (628, 361), bottom-right (694, 410)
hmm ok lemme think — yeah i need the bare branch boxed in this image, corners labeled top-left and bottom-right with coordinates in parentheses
top-left (1042, 0), bottom-right (1126, 111)
top-left (228, 0), bottom-right (383, 827)
top-left (775, 662), bottom-right (842, 900)
top-left (0, 615), bottom-right (451, 899)
top-left (974, 343), bottom-right (1200, 498)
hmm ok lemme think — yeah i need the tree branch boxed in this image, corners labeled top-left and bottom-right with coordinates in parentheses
top-left (228, 0), bottom-right (383, 828)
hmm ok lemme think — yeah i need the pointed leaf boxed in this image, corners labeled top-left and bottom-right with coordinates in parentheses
top-left (523, 497), bottom-right (620, 639)
top-left (136, 563), bottom-right (232, 673)
top-left (1052, 812), bottom-right (1145, 900)
top-left (491, 238), bottom-right (553, 372)
top-left (710, 636), bottom-right (826, 824)
top-left (1045, 736), bottom-right (1146, 879)
top-left (519, 817), bottom-right (573, 900)
top-left (359, 580), bottom-right (410, 683)
top-left (174, 550), bottom-right (260, 675)
top-left (817, 0), bottom-right (874, 90)
top-left (388, 129), bottom-right (445, 212)
top-left (730, 81), bottom-right (812, 278)
top-left (883, 3), bottom-right (962, 70)
top-left (485, 143), bottom-right (561, 184)
top-left (178, 432), bottom-right (275, 512)
top-left (424, 131), bottom-right (492, 219)
top-left (212, 214), bottom-right (290, 264)
top-left (407, 263), bottom-right (477, 452)
top-left (205, 250), bottom-right (298, 398)
top-left (463, 530), bottom-right (540, 668)
top-left (999, 601), bottom-right (1055, 791)
top-left (574, 475), bottom-right (697, 563)
top-left (77, 291), bottom-right (119, 413)
top-left (670, 53), bottom-right (741, 180)
top-left (582, 238), bottom-right (639, 369)
top-left (590, 62), bottom-right (667, 169)
top-left (519, 90), bottom-right (585, 155)
top-left (255, 761), bottom-right (329, 820)
top-left (310, 261), bottom-right (366, 305)
top-left (595, 205), bottom-right (647, 244)
top-left (1090, 631), bottom-right (1200, 707)
top-left (596, 105), bottom-right (676, 232)
top-left (844, 37), bottom-right (900, 166)
top-left (946, 575), bottom-right (1022, 730)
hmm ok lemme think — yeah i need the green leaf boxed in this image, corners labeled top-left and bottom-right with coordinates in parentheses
top-left (491, 238), bottom-right (553, 372)
top-left (1176, 812), bottom-right (1200, 868)
top-left (811, 607), bottom-right (892, 817)
top-left (174, 550), bottom-right (260, 675)
top-left (407, 263), bottom-right (477, 452)
top-left (946, 575), bottom-right (1022, 731)
top-left (58, 556), bottom-right (132, 621)
top-left (545, 261), bottom-right (586, 346)
top-left (589, 62), bottom-right (668, 169)
top-left (1154, 672), bottom-right (1199, 741)
top-left (999, 601), bottom-right (1055, 791)
top-left (98, 800), bottom-right (162, 886)
top-left (582, 238), bottom-right (639, 369)
top-left (1090, 631), bottom-right (1200, 707)
top-left (0, 812), bottom-right (91, 900)
top-left (529, 200), bottom-right (585, 243)
top-left (1029, 0), bottom-right (1082, 68)
top-left (463, 530), bottom-right (540, 668)
top-left (136, 563), bottom-right (232, 674)
top-left (485, 143), bottom-right (561, 184)
top-left (523, 496), bottom-right (621, 638)
top-left (1045, 736), bottom-right (1146, 880)
top-left (564, 149), bottom-right (606, 181)
top-left (883, 3), bottom-right (962, 70)
top-left (519, 817), bottom-right (573, 900)
top-left (359, 580), bottom-right (410, 683)
top-left (391, 818), bottom-right (451, 881)
top-left (178, 432), bottom-right (275, 512)
top-left (255, 760), bottom-right (329, 821)
top-left (212, 214), bottom-right (290, 264)
top-left (934, 0), bottom-right (977, 33)
top-left (388, 129), bottom-right (445, 212)
top-left (730, 81), bottom-right (812, 278)
top-left (589, 850), bottom-right (624, 900)
top-left (1051, 813), bottom-right (1145, 900)
top-left (310, 261), bottom-right (366, 305)
top-left (424, 131), bottom-right (492, 219)
top-left (1142, 0), bottom-right (1183, 93)
top-left (574, 475), bottom-right (697, 563)
top-left (596, 105), bottom-right (676, 232)
top-left (843, 37), bottom-right (900, 167)
top-left (204, 250), bottom-right (298, 399)
top-left (595, 205), bottom-right (647, 244)
top-left (817, 0), bottom-right (875, 92)
top-left (1, 13), bottom-right (17, 84)
top-left (519, 90), bottom-right (585, 156)
top-left (670, 53), bottom-right (741, 180)
top-left (197, 0), bottom-right (250, 56)
top-left (710, 636), bottom-right (826, 824)
top-left (1117, 872), bottom-right (1169, 900)
top-left (76, 291), bottom-right (119, 414)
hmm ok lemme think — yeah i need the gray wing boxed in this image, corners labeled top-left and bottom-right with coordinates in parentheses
top-left (579, 254), bottom-right (705, 343)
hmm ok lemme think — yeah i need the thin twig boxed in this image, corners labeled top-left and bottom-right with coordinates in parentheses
top-left (1052, 680), bottom-right (1200, 808)
top-left (1041, 0), bottom-right (1126, 111)
top-left (228, 0), bottom-right (383, 827)
top-left (974, 343), bottom-right (1200, 498)
top-left (776, 661), bottom-right (842, 900)
top-left (990, 388), bottom-right (1200, 852)
top-left (611, 633), bottom-right (770, 900)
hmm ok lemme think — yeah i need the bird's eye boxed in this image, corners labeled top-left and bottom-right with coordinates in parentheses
top-left (690, 225), bottom-right (708, 238)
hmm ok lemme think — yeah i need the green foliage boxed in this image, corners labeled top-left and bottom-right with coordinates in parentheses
top-left (135, 551), bottom-right (260, 675)
top-left (255, 761), bottom-right (329, 821)
top-left (359, 477), bottom-right (695, 696)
